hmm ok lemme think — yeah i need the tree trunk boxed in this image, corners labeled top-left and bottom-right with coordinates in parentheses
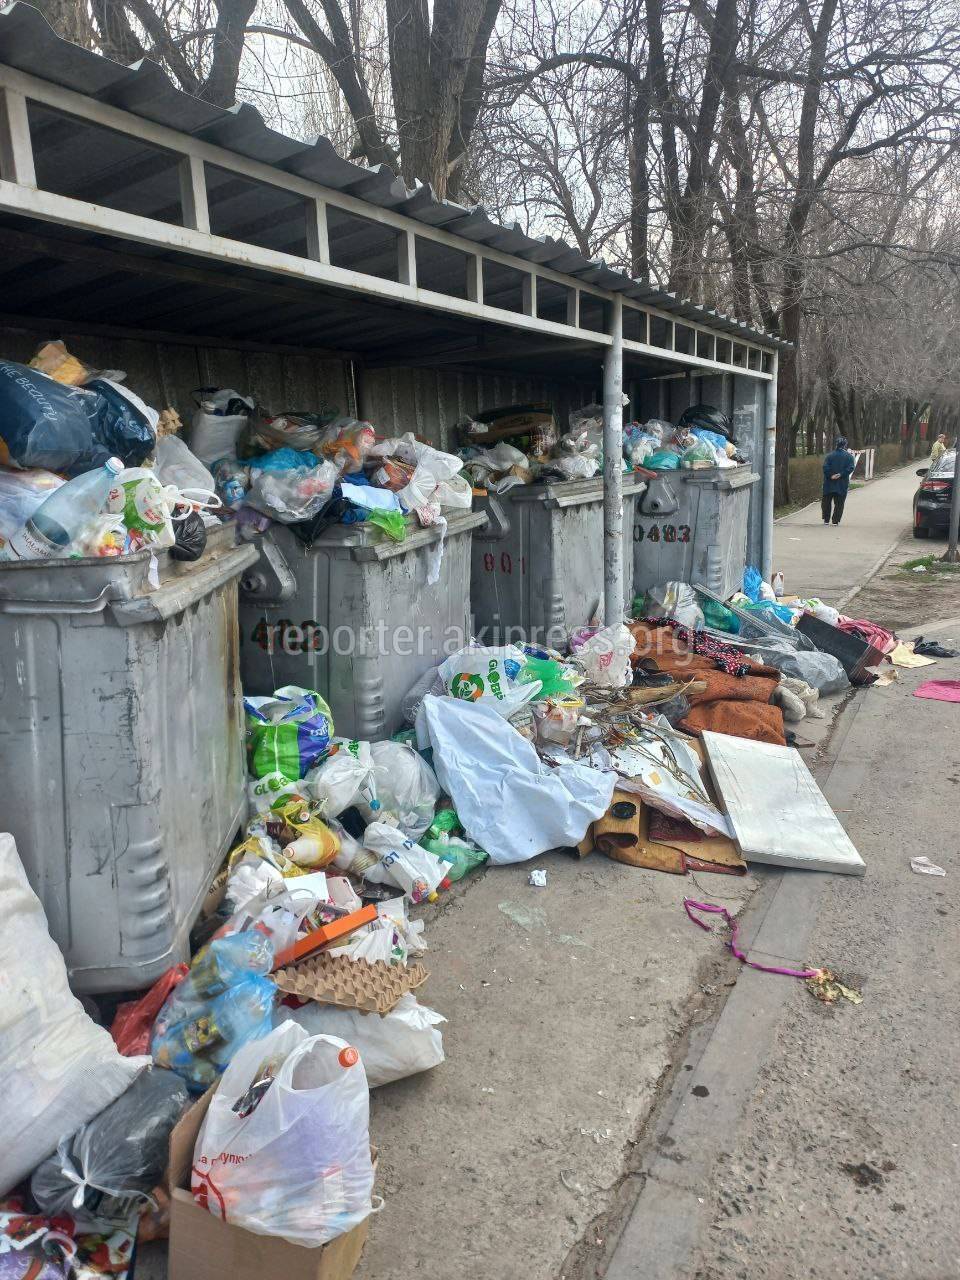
top-left (32, 0), bottom-right (93, 45)
top-left (627, 74), bottom-right (651, 280)
top-left (199, 0), bottom-right (259, 107)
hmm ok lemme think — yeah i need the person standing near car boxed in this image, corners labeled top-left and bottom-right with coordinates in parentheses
top-left (930, 433), bottom-right (948, 465)
top-left (821, 437), bottom-right (855, 525)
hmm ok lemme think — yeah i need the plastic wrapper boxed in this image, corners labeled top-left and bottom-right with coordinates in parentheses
top-left (367, 508), bottom-right (408, 540)
top-left (111, 964), bottom-right (189, 1056)
top-left (170, 509), bottom-right (207, 561)
top-left (0, 466), bottom-right (64, 543)
top-left (242, 409), bottom-right (335, 457)
top-left (642, 581), bottom-right (704, 629)
top-left (742, 565), bottom-right (764, 601)
top-left (0, 362), bottom-right (156, 477)
top-left (370, 458), bottom-right (416, 490)
top-left (31, 1069), bottom-right (190, 1226)
top-left (246, 454), bottom-right (339, 523)
top-left (192, 1022), bottom-right (375, 1246)
top-left (273, 798), bottom-right (340, 868)
top-left (283, 994), bottom-right (445, 1088)
top-left (552, 453), bottom-right (599, 479)
top-left (318, 418), bottom-right (377, 471)
top-left (245, 685), bottom-right (334, 780)
top-left (400, 665), bottom-right (445, 725)
top-left (357, 741), bottom-right (440, 839)
top-left (438, 644), bottom-right (542, 716)
top-left (362, 822), bottom-right (448, 902)
top-left (28, 339), bottom-right (93, 386)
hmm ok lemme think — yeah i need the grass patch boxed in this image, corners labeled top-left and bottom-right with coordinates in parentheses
top-left (890, 554), bottom-right (960, 580)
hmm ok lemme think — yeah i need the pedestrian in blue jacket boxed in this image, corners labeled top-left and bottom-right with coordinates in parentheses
top-left (821, 437), bottom-right (855, 525)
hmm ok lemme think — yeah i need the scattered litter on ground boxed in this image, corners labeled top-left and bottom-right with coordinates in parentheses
top-left (529, 869), bottom-right (548, 887)
top-left (910, 857), bottom-right (946, 877)
top-left (913, 679), bottom-right (960, 702)
top-left (807, 969), bottom-right (863, 1005)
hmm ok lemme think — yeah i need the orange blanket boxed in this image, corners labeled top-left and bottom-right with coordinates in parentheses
top-left (628, 620), bottom-right (786, 745)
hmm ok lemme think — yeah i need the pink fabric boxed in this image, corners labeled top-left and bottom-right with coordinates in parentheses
top-left (683, 899), bottom-right (818, 979)
top-left (913, 679), bottom-right (960, 703)
top-left (837, 617), bottom-right (897, 654)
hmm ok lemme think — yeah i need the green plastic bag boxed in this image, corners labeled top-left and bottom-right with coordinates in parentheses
top-left (700, 598), bottom-right (741, 633)
top-left (425, 808), bottom-right (460, 839)
top-left (244, 685), bottom-right (334, 780)
top-left (517, 656), bottom-right (580, 699)
top-left (645, 449), bottom-right (681, 471)
top-left (367, 509), bottom-right (408, 542)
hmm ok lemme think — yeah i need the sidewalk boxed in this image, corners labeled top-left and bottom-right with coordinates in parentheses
top-left (774, 464), bottom-right (920, 604)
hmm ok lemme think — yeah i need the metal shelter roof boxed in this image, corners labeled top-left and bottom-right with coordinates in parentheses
top-left (0, 2), bottom-right (786, 381)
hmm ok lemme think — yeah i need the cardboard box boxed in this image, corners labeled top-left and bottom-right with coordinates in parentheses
top-left (168, 1090), bottom-right (371, 1280)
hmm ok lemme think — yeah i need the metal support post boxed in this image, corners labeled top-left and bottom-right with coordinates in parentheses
top-left (603, 295), bottom-right (624, 624)
top-left (945, 439), bottom-right (960, 562)
top-left (761, 351), bottom-right (779, 581)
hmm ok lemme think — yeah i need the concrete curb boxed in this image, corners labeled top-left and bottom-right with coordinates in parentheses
top-left (602, 690), bottom-right (874, 1280)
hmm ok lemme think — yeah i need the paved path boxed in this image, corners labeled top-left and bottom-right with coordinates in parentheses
top-left (774, 464), bottom-right (920, 604)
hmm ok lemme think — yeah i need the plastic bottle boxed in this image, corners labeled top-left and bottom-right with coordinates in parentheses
top-left (0, 456), bottom-right (123, 561)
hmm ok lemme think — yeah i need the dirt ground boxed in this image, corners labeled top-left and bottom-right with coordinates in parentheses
top-left (842, 531), bottom-right (960, 634)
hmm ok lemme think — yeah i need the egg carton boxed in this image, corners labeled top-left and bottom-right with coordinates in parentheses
top-left (272, 953), bottom-right (429, 1015)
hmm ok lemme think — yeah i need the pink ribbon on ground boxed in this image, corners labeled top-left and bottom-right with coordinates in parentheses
top-left (683, 898), bottom-right (819, 979)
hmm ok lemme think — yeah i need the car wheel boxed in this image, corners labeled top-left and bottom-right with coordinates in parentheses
top-left (913, 523), bottom-right (930, 539)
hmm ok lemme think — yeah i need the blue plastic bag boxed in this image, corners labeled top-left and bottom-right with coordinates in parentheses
top-left (151, 932), bottom-right (276, 1093)
top-left (743, 565), bottom-right (763, 602)
top-left (689, 426), bottom-right (729, 455)
top-left (245, 685), bottom-right (334, 780)
top-left (742, 600), bottom-right (796, 625)
top-left (249, 446), bottom-right (320, 472)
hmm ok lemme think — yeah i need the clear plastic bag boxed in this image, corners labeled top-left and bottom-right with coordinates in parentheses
top-left (305, 740), bottom-right (376, 817)
top-left (246, 457), bottom-right (339, 523)
top-left (31, 1068), bottom-right (190, 1226)
top-left (191, 1022), bottom-right (375, 1247)
top-left (153, 434), bottom-right (215, 493)
top-left (642, 582), bottom-right (705, 629)
top-left (357, 741), bottom-right (440, 839)
top-left (0, 467), bottom-right (64, 543)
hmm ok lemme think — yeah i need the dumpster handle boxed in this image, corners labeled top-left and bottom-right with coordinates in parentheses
top-left (480, 495), bottom-right (511, 541)
top-left (240, 538), bottom-right (297, 603)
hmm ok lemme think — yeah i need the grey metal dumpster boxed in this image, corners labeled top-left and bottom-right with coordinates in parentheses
top-left (0, 525), bottom-right (258, 994)
top-left (238, 510), bottom-right (487, 739)
top-left (632, 466), bottom-right (760, 601)
top-left (470, 474), bottom-right (646, 645)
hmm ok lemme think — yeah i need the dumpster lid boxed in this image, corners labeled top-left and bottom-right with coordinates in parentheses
top-left (499, 472), bottom-right (648, 508)
top-left (278, 508), bottom-right (487, 563)
top-left (678, 466), bottom-right (760, 491)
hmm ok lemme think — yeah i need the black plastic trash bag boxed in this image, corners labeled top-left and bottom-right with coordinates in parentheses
top-left (678, 403), bottom-right (735, 442)
top-left (31, 1068), bottom-right (189, 1227)
top-left (0, 362), bottom-right (156, 477)
top-left (170, 510), bottom-right (207, 561)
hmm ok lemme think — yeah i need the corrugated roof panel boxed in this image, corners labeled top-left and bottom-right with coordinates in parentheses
top-left (0, 1), bottom-right (790, 349)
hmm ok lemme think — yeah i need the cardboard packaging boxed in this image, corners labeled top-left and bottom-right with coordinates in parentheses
top-left (168, 1089), bottom-right (372, 1280)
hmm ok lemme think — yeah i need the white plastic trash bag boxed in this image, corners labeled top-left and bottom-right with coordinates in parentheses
top-left (576, 624), bottom-right (636, 687)
top-left (361, 822), bottom-right (448, 903)
top-left (0, 833), bottom-right (147, 1194)
top-left (192, 1021), bottom-right (375, 1247)
top-left (416, 695), bottom-right (616, 864)
top-left (283, 995), bottom-right (445, 1088)
top-left (306, 740), bottom-right (376, 818)
top-left (189, 389), bottom-right (253, 465)
top-left (437, 644), bottom-right (541, 717)
top-left (357, 741), bottom-right (440, 839)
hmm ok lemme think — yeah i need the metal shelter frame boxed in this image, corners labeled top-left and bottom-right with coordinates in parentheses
top-left (0, 2), bottom-right (783, 602)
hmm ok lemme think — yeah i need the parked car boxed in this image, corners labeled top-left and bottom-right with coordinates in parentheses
top-left (913, 450), bottom-right (957, 538)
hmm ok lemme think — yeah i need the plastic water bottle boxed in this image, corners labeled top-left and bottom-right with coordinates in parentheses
top-left (0, 456), bottom-right (124, 561)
